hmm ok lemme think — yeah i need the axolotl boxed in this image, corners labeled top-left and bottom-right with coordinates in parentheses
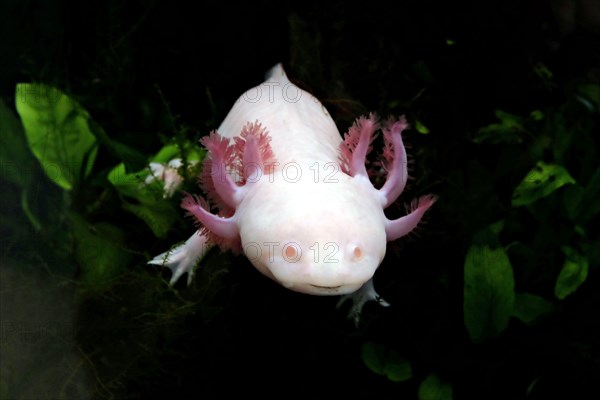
top-left (149, 64), bottom-right (436, 320)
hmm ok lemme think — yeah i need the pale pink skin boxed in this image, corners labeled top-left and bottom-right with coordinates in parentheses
top-left (149, 64), bottom-right (436, 317)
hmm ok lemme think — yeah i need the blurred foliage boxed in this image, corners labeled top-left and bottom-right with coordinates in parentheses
top-left (463, 222), bottom-right (515, 343)
top-left (107, 143), bottom-right (203, 237)
top-left (1, 0), bottom-right (599, 399)
top-left (361, 341), bottom-right (413, 382)
top-left (418, 373), bottom-right (453, 400)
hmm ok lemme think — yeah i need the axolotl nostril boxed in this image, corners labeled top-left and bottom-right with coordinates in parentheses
top-left (148, 63), bottom-right (436, 322)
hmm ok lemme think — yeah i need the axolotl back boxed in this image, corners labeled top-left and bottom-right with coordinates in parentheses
top-left (149, 64), bottom-right (436, 319)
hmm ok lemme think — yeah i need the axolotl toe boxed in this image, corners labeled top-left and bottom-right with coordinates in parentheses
top-left (148, 63), bottom-right (436, 322)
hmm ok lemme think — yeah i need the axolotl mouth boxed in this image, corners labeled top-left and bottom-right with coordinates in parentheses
top-left (310, 284), bottom-right (342, 290)
top-left (278, 279), bottom-right (353, 295)
top-left (304, 283), bottom-right (376, 297)
top-left (310, 284), bottom-right (344, 295)
top-left (307, 284), bottom-right (346, 295)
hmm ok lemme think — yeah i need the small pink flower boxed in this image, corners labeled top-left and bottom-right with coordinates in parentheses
top-left (144, 158), bottom-right (193, 198)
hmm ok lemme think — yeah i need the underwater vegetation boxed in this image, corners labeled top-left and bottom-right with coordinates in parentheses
top-left (1, 1), bottom-right (598, 398)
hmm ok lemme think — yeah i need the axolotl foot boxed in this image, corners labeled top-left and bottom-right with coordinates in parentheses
top-left (148, 231), bottom-right (213, 286)
top-left (336, 278), bottom-right (390, 327)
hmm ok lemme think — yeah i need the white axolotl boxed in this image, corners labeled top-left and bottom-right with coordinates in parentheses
top-left (149, 63), bottom-right (436, 322)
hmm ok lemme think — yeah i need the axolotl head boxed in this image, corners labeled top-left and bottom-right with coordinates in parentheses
top-left (235, 170), bottom-right (387, 295)
top-left (181, 116), bottom-right (437, 297)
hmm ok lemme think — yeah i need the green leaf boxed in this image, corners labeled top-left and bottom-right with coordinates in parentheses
top-left (464, 225), bottom-right (515, 343)
top-left (361, 342), bottom-right (412, 382)
top-left (361, 342), bottom-right (386, 374)
top-left (473, 110), bottom-right (524, 144)
top-left (14, 83), bottom-right (97, 190)
top-left (418, 373), bottom-right (453, 400)
top-left (415, 119), bottom-right (430, 134)
top-left (530, 110), bottom-right (544, 121)
top-left (555, 246), bottom-right (589, 300)
top-left (383, 356), bottom-right (413, 382)
top-left (533, 62), bottom-right (553, 80)
top-left (107, 162), bottom-right (149, 198)
top-left (512, 293), bottom-right (554, 325)
top-left (69, 213), bottom-right (131, 288)
top-left (512, 162), bottom-right (575, 207)
top-left (152, 143), bottom-right (182, 163)
top-left (152, 142), bottom-right (203, 164)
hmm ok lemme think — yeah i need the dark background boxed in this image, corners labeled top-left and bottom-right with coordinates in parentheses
top-left (1, 0), bottom-right (599, 399)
